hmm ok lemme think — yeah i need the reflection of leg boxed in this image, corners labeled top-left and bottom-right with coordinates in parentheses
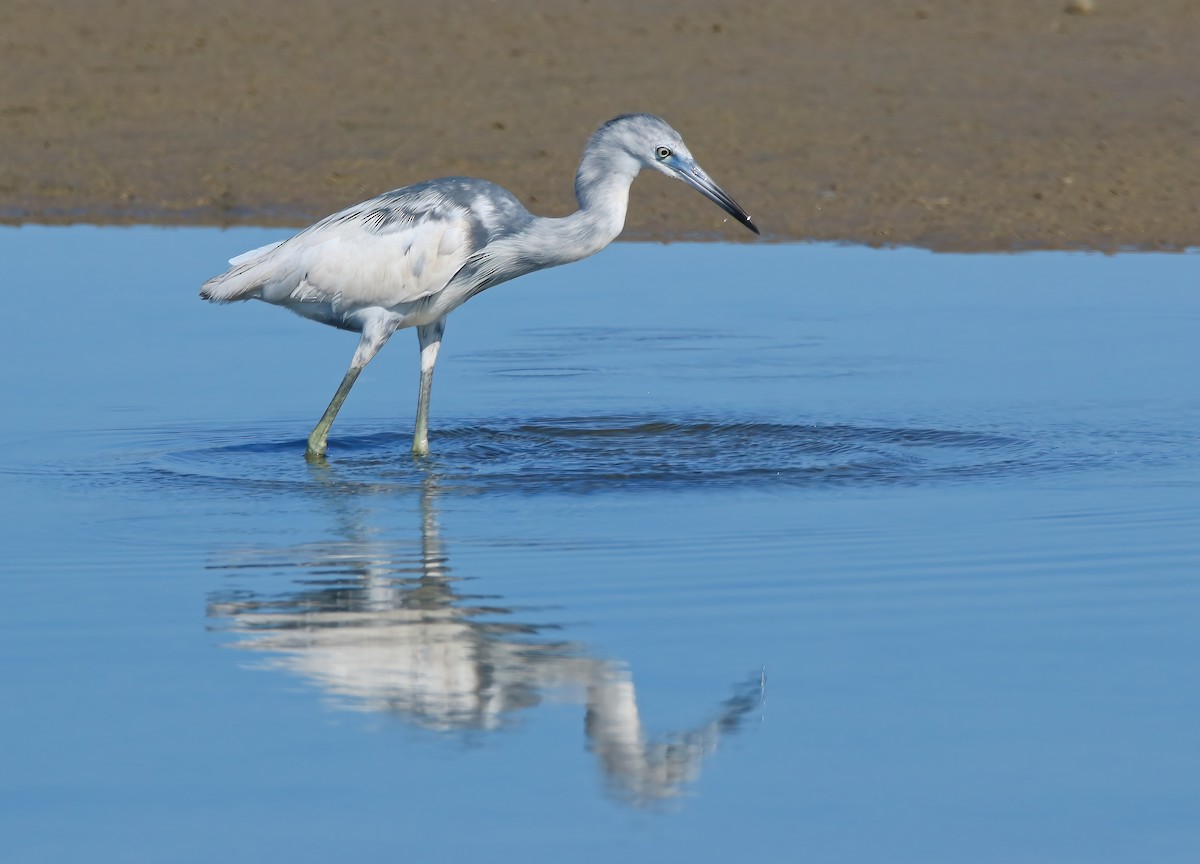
top-left (412, 318), bottom-right (446, 457)
top-left (306, 317), bottom-right (395, 461)
top-left (418, 473), bottom-right (447, 581)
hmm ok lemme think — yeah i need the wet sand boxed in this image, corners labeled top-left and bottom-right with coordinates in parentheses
top-left (2, 0), bottom-right (1198, 250)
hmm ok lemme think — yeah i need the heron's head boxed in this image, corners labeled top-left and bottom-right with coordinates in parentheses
top-left (590, 113), bottom-right (758, 235)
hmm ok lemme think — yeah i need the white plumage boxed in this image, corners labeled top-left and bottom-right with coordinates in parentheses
top-left (201, 113), bottom-right (757, 460)
top-left (204, 202), bottom-right (473, 311)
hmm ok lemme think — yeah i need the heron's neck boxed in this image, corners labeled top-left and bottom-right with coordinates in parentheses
top-left (524, 161), bottom-right (639, 268)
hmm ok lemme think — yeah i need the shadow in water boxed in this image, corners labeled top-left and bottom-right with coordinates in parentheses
top-left (205, 468), bottom-right (764, 807)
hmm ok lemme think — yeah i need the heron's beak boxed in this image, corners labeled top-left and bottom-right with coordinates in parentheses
top-left (674, 160), bottom-right (759, 235)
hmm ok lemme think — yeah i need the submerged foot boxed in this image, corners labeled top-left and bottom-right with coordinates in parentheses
top-left (305, 435), bottom-right (328, 463)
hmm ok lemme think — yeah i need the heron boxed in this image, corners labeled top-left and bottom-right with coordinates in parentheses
top-left (200, 113), bottom-right (758, 460)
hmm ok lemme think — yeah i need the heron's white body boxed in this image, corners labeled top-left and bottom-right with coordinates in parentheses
top-left (208, 185), bottom-right (509, 330)
top-left (202, 179), bottom-right (625, 333)
top-left (200, 114), bottom-right (755, 459)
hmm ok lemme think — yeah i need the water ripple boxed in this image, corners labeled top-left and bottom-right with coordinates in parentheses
top-left (122, 415), bottom-right (1041, 496)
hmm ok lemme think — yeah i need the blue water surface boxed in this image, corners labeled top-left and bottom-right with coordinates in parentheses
top-left (1, 226), bottom-right (1198, 862)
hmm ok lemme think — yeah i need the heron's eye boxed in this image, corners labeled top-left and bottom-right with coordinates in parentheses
top-left (655, 146), bottom-right (672, 160)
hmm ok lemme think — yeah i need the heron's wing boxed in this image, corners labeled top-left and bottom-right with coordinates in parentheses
top-left (228, 240), bottom-right (284, 267)
top-left (281, 207), bottom-right (474, 308)
top-left (202, 191), bottom-right (477, 307)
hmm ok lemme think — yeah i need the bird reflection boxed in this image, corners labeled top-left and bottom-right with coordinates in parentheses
top-left (206, 472), bottom-right (762, 806)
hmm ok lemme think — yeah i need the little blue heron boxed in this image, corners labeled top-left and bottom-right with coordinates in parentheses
top-left (201, 113), bottom-right (758, 460)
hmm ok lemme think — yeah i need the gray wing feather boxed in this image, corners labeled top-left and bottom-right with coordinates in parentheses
top-left (201, 179), bottom-right (531, 308)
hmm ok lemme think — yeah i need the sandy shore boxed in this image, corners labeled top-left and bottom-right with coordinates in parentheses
top-left (2, 0), bottom-right (1198, 250)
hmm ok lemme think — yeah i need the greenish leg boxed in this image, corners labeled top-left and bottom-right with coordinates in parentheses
top-left (306, 366), bottom-right (363, 462)
top-left (412, 319), bottom-right (446, 458)
top-left (412, 366), bottom-right (435, 457)
top-left (304, 318), bottom-right (396, 462)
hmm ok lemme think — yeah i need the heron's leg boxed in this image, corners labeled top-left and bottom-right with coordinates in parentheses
top-left (305, 366), bottom-right (362, 462)
top-left (412, 318), bottom-right (447, 457)
top-left (305, 318), bottom-right (395, 461)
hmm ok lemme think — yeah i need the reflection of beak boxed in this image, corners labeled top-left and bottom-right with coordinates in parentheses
top-left (674, 160), bottom-right (759, 235)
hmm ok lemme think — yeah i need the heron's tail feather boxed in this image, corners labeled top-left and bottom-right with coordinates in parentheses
top-left (199, 241), bottom-right (286, 302)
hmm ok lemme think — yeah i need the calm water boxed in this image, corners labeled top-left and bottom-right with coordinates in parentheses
top-left (2, 227), bottom-right (1198, 862)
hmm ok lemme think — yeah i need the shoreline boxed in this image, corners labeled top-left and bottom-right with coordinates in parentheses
top-left (3, 1), bottom-right (1198, 251)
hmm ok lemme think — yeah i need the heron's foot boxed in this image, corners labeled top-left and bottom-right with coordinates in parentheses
top-left (305, 434), bottom-right (328, 462)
